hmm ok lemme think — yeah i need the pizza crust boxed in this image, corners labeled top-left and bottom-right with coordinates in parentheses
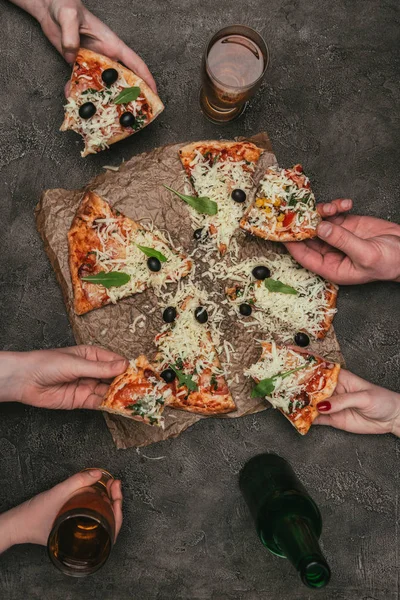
top-left (240, 215), bottom-right (320, 241)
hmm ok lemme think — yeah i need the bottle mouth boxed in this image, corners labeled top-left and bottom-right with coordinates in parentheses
top-left (301, 560), bottom-right (331, 589)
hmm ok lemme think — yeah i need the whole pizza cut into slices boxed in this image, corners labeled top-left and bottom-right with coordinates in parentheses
top-left (175, 141), bottom-right (264, 255)
top-left (154, 295), bottom-right (236, 415)
top-left (245, 341), bottom-right (340, 435)
top-left (224, 253), bottom-right (337, 341)
top-left (101, 355), bottom-right (171, 426)
top-left (61, 48), bottom-right (164, 157)
top-left (240, 164), bottom-right (321, 241)
top-left (68, 191), bottom-right (192, 315)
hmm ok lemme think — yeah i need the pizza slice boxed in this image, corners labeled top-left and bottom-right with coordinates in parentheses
top-left (224, 254), bottom-right (337, 341)
top-left (61, 48), bottom-right (164, 157)
top-left (176, 141), bottom-right (263, 254)
top-left (154, 295), bottom-right (236, 415)
top-left (101, 355), bottom-right (171, 426)
top-left (245, 341), bottom-right (340, 435)
top-left (68, 191), bottom-right (192, 315)
top-left (240, 164), bottom-right (321, 241)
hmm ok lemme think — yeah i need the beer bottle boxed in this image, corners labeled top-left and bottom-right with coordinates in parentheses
top-left (239, 453), bottom-right (331, 589)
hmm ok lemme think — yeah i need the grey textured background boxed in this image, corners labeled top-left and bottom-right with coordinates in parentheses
top-left (0, 0), bottom-right (399, 598)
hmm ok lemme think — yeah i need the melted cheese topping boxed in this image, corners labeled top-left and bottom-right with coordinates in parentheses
top-left (245, 166), bottom-right (319, 234)
top-left (244, 342), bottom-right (318, 413)
top-left (187, 151), bottom-right (256, 251)
top-left (92, 218), bottom-right (190, 303)
top-left (63, 74), bottom-right (148, 156)
top-left (212, 253), bottom-right (337, 339)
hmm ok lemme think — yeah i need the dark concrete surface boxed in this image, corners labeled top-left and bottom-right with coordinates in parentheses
top-left (0, 0), bottom-right (399, 598)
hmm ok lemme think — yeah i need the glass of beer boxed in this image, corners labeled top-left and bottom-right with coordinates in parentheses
top-left (47, 469), bottom-right (116, 577)
top-left (200, 25), bottom-right (269, 123)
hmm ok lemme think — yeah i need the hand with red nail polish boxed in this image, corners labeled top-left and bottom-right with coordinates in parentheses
top-left (0, 470), bottom-right (123, 554)
top-left (315, 369), bottom-right (400, 435)
top-left (285, 200), bottom-right (400, 284)
top-left (0, 345), bottom-right (128, 410)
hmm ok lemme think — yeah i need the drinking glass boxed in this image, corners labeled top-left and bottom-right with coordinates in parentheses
top-left (200, 25), bottom-right (269, 123)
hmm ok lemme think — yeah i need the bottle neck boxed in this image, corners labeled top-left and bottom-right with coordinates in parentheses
top-left (273, 515), bottom-right (331, 589)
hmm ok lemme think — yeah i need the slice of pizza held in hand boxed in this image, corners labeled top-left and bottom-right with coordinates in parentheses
top-left (68, 191), bottom-right (192, 315)
top-left (101, 355), bottom-right (171, 426)
top-left (245, 341), bottom-right (340, 435)
top-left (61, 48), bottom-right (164, 157)
top-left (154, 295), bottom-right (236, 415)
top-left (172, 141), bottom-right (263, 255)
top-left (240, 164), bottom-right (321, 241)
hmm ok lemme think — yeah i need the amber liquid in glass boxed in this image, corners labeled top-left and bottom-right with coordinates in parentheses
top-left (48, 470), bottom-right (115, 577)
top-left (201, 28), bottom-right (268, 123)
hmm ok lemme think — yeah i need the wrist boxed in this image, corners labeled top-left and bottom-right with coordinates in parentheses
top-left (0, 505), bottom-right (26, 553)
top-left (0, 352), bottom-right (26, 404)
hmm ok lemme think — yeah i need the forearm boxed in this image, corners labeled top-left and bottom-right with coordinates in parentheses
top-left (7, 0), bottom-right (48, 20)
top-left (0, 506), bottom-right (22, 554)
top-left (0, 352), bottom-right (25, 404)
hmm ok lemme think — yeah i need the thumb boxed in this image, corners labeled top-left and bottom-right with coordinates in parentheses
top-left (317, 221), bottom-right (370, 263)
top-left (48, 469), bottom-right (102, 502)
top-left (70, 356), bottom-right (128, 380)
top-left (57, 6), bottom-right (81, 64)
top-left (317, 391), bottom-right (370, 414)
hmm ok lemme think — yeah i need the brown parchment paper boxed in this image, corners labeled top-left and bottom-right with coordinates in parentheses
top-left (35, 133), bottom-right (343, 448)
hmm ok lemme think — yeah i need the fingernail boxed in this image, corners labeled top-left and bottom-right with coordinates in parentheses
top-left (318, 222), bottom-right (332, 238)
top-left (317, 401), bottom-right (331, 412)
top-left (341, 199), bottom-right (352, 209)
top-left (113, 359), bottom-right (128, 368)
top-left (87, 469), bottom-right (102, 477)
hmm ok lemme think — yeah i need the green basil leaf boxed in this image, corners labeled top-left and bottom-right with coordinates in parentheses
top-left (171, 365), bottom-right (198, 392)
top-left (81, 271), bottom-right (130, 288)
top-left (264, 278), bottom-right (298, 295)
top-left (136, 245), bottom-right (167, 262)
top-left (163, 185), bottom-right (218, 216)
top-left (114, 86), bottom-right (141, 104)
top-left (251, 364), bottom-right (309, 398)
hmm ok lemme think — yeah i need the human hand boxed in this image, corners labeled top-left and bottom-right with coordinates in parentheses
top-left (13, 0), bottom-right (157, 92)
top-left (0, 345), bottom-right (128, 410)
top-left (0, 470), bottom-right (123, 553)
top-left (315, 369), bottom-right (400, 435)
top-left (285, 199), bottom-right (400, 284)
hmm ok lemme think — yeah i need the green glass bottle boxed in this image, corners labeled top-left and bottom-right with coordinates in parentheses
top-left (239, 453), bottom-right (331, 589)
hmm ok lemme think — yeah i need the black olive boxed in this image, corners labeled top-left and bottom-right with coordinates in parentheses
top-left (194, 306), bottom-right (208, 324)
top-left (193, 228), bottom-right (206, 240)
top-left (79, 102), bottom-right (96, 119)
top-left (231, 188), bottom-right (246, 203)
top-left (239, 303), bottom-right (252, 316)
top-left (101, 68), bottom-right (119, 86)
top-left (294, 332), bottom-right (310, 347)
top-left (119, 112), bottom-right (136, 128)
top-left (161, 368), bottom-right (176, 383)
top-left (162, 306), bottom-right (177, 323)
top-left (147, 257), bottom-right (161, 272)
top-left (252, 265), bottom-right (271, 280)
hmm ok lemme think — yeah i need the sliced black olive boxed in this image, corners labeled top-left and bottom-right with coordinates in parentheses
top-left (79, 102), bottom-right (96, 119)
top-left (162, 306), bottom-right (177, 323)
top-left (147, 257), bottom-right (161, 272)
top-left (161, 368), bottom-right (176, 383)
top-left (119, 112), bottom-right (136, 128)
top-left (252, 265), bottom-right (271, 280)
top-left (194, 306), bottom-right (208, 324)
top-left (101, 68), bottom-right (118, 86)
top-left (294, 332), bottom-right (310, 347)
top-left (239, 303), bottom-right (252, 316)
top-left (193, 228), bottom-right (206, 240)
top-left (231, 188), bottom-right (246, 203)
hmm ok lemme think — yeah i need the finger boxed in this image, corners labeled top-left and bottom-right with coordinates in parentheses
top-left (117, 41), bottom-right (158, 93)
top-left (110, 480), bottom-right (123, 538)
top-left (60, 345), bottom-right (128, 364)
top-left (317, 199), bottom-right (352, 217)
top-left (317, 390), bottom-right (371, 415)
top-left (49, 470), bottom-right (102, 502)
top-left (76, 380), bottom-right (109, 409)
top-left (65, 81), bottom-right (71, 98)
top-left (57, 6), bottom-right (81, 64)
top-left (317, 221), bottom-right (371, 263)
top-left (284, 241), bottom-right (325, 272)
top-left (70, 355), bottom-right (128, 381)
